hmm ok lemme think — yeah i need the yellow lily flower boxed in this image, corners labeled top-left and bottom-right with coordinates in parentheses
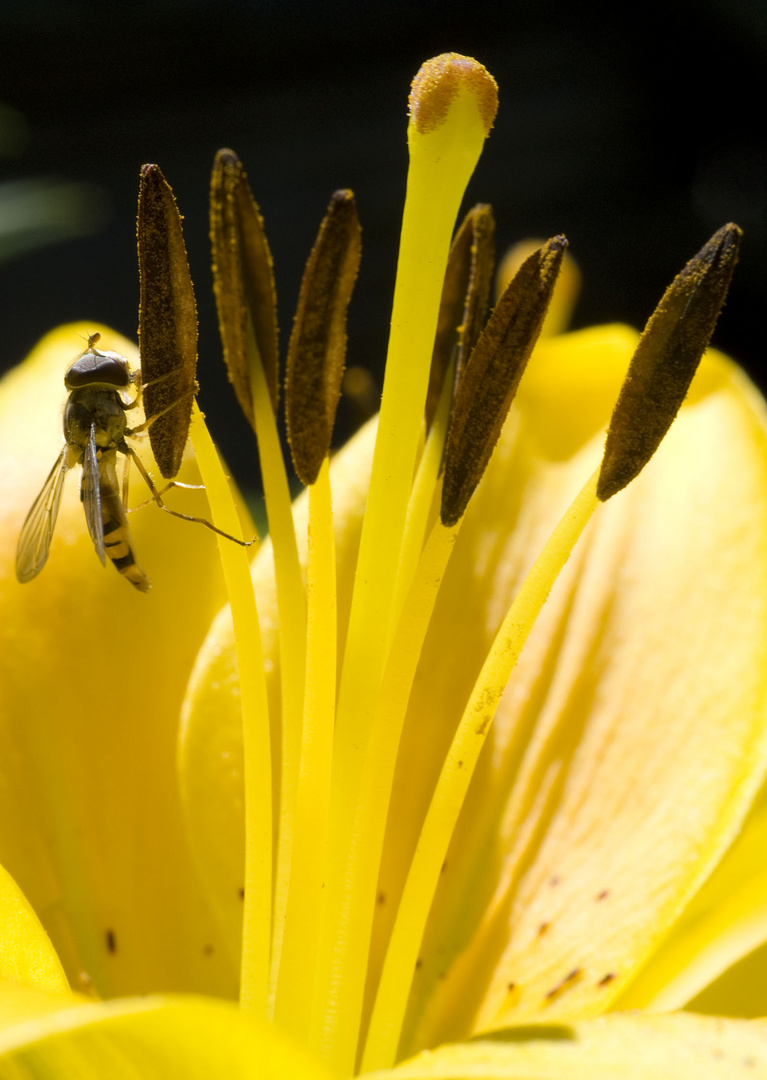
top-left (2, 51), bottom-right (767, 1079)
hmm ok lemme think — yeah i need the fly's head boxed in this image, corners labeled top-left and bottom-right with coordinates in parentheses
top-left (64, 343), bottom-right (134, 395)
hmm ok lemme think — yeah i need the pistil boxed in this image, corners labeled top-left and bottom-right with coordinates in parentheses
top-left (311, 57), bottom-right (498, 1075)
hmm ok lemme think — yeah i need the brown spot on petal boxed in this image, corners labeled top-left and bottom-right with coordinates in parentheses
top-left (544, 968), bottom-right (582, 1001)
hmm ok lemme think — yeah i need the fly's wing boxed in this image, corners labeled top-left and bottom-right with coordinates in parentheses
top-left (81, 423), bottom-right (105, 565)
top-left (16, 450), bottom-right (68, 582)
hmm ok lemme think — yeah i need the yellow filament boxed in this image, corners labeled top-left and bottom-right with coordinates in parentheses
top-left (188, 403), bottom-right (272, 1013)
top-left (314, 96), bottom-right (490, 1074)
top-left (274, 457), bottom-right (337, 1041)
top-left (313, 519), bottom-right (459, 1075)
top-left (245, 326), bottom-right (308, 1013)
top-left (362, 469), bottom-right (601, 1071)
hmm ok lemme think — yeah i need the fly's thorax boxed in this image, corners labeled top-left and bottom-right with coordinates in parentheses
top-left (64, 388), bottom-right (128, 449)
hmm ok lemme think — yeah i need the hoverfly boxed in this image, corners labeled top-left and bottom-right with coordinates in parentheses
top-left (16, 335), bottom-right (154, 590)
top-left (16, 334), bottom-right (245, 591)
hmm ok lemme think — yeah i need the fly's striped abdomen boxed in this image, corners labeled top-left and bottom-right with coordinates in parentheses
top-left (98, 456), bottom-right (150, 592)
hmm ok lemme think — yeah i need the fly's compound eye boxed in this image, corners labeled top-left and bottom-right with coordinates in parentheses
top-left (65, 349), bottom-right (132, 390)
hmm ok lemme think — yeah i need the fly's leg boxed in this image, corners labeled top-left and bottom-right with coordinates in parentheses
top-left (125, 447), bottom-right (256, 547)
top-left (126, 388), bottom-right (196, 435)
top-left (122, 441), bottom-right (204, 515)
top-left (121, 365), bottom-right (150, 412)
top-left (139, 368), bottom-right (182, 392)
top-left (123, 367), bottom-right (179, 412)
top-left (128, 479), bottom-right (205, 512)
top-left (121, 451), bottom-right (132, 510)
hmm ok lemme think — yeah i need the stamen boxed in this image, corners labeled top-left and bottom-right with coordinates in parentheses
top-left (597, 223), bottom-right (742, 502)
top-left (275, 191), bottom-right (358, 1037)
top-left (286, 189), bottom-right (361, 485)
top-left (210, 149), bottom-right (280, 423)
top-left (187, 403), bottom-right (272, 1013)
top-left (137, 164), bottom-right (199, 479)
top-left (441, 235), bottom-right (567, 527)
top-left (274, 457), bottom-right (337, 1041)
top-left (397, 205), bottom-right (494, 630)
top-left (208, 149), bottom-right (306, 1014)
top-left (425, 204), bottom-right (495, 428)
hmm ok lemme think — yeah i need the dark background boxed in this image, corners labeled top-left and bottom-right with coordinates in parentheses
top-left (1, 0), bottom-right (765, 495)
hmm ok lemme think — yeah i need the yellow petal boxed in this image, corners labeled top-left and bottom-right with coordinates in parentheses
top-left (0, 994), bottom-right (332, 1078)
top-left (400, 338), bottom-right (767, 1047)
top-left (0, 862), bottom-right (69, 998)
top-left (370, 1013), bottom-right (767, 1079)
top-left (0, 325), bottom-right (236, 999)
top-left (616, 780), bottom-right (767, 1013)
top-left (687, 940), bottom-right (767, 1019)
top-left (0, 982), bottom-right (81, 1032)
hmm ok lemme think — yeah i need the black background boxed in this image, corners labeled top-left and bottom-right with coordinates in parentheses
top-left (1, 0), bottom-right (765, 494)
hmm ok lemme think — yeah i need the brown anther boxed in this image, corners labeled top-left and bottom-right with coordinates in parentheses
top-left (597, 223), bottom-right (742, 501)
top-left (441, 235), bottom-right (567, 527)
top-left (137, 164), bottom-right (199, 479)
top-left (210, 148), bottom-right (279, 426)
top-left (286, 189), bottom-right (361, 485)
top-left (425, 203), bottom-right (495, 428)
